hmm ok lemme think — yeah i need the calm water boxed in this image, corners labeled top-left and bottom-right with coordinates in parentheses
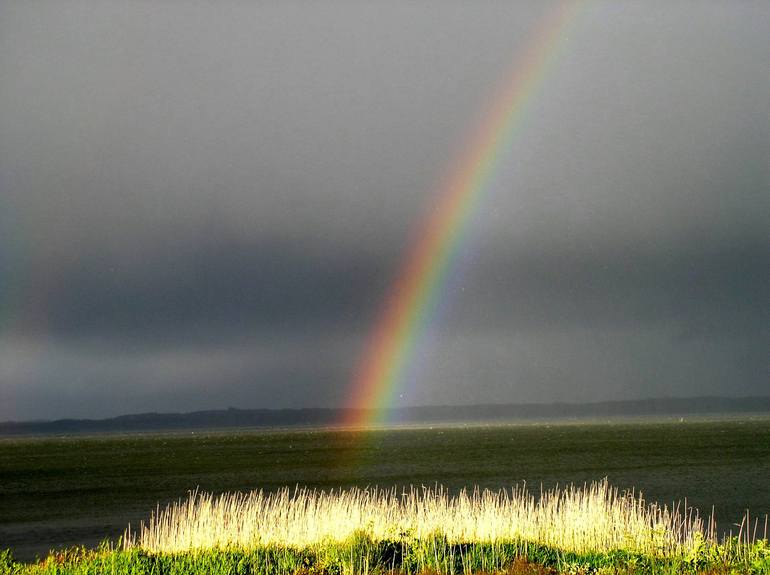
top-left (1, 416), bottom-right (769, 561)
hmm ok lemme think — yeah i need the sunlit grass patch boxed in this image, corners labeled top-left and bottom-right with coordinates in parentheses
top-left (127, 480), bottom-right (711, 557)
top-left (3, 480), bottom-right (769, 574)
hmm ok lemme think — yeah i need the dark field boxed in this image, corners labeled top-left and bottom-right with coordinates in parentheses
top-left (1, 417), bottom-right (769, 562)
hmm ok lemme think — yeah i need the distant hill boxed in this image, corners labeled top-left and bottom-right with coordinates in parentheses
top-left (1, 396), bottom-right (769, 436)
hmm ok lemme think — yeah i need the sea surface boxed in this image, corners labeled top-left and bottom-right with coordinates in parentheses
top-left (1, 416), bottom-right (769, 561)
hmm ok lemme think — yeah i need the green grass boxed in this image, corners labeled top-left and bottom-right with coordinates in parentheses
top-left (2, 535), bottom-right (770, 575)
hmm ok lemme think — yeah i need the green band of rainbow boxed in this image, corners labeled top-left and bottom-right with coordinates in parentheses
top-left (344, 0), bottom-right (584, 428)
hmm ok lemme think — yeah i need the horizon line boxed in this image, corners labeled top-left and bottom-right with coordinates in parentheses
top-left (3, 394), bottom-right (770, 426)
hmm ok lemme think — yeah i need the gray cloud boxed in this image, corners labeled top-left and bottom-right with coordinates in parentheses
top-left (1, 0), bottom-right (768, 420)
top-left (39, 236), bottom-right (390, 344)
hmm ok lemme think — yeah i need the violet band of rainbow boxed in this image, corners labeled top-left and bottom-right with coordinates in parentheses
top-left (344, 0), bottom-right (586, 428)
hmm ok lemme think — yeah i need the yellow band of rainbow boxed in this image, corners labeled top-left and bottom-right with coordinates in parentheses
top-left (344, 0), bottom-right (585, 428)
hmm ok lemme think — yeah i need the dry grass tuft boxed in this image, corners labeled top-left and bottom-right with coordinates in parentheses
top-left (128, 479), bottom-right (708, 557)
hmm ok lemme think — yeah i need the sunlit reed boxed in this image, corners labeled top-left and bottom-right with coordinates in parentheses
top-left (129, 479), bottom-right (711, 557)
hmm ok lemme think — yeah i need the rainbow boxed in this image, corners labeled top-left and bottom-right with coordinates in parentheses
top-left (343, 0), bottom-right (584, 428)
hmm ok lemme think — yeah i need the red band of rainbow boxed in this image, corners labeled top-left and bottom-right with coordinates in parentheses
top-left (344, 0), bottom-right (585, 428)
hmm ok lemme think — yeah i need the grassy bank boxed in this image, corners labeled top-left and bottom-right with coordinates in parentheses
top-left (3, 481), bottom-right (769, 574)
top-left (2, 535), bottom-right (770, 575)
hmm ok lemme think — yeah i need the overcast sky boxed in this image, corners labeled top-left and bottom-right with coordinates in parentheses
top-left (1, 1), bottom-right (768, 421)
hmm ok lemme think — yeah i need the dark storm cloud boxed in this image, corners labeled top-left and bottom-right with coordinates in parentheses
top-left (1, 1), bottom-right (768, 420)
top-left (442, 243), bottom-right (768, 336)
top-left (42, 236), bottom-right (391, 345)
top-left (22, 232), bottom-right (770, 346)
top-left (0, 331), bottom-right (358, 420)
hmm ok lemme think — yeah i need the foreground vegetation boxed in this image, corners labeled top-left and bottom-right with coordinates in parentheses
top-left (130, 481), bottom-right (713, 555)
top-left (3, 480), bottom-right (769, 574)
top-left (2, 535), bottom-right (770, 575)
